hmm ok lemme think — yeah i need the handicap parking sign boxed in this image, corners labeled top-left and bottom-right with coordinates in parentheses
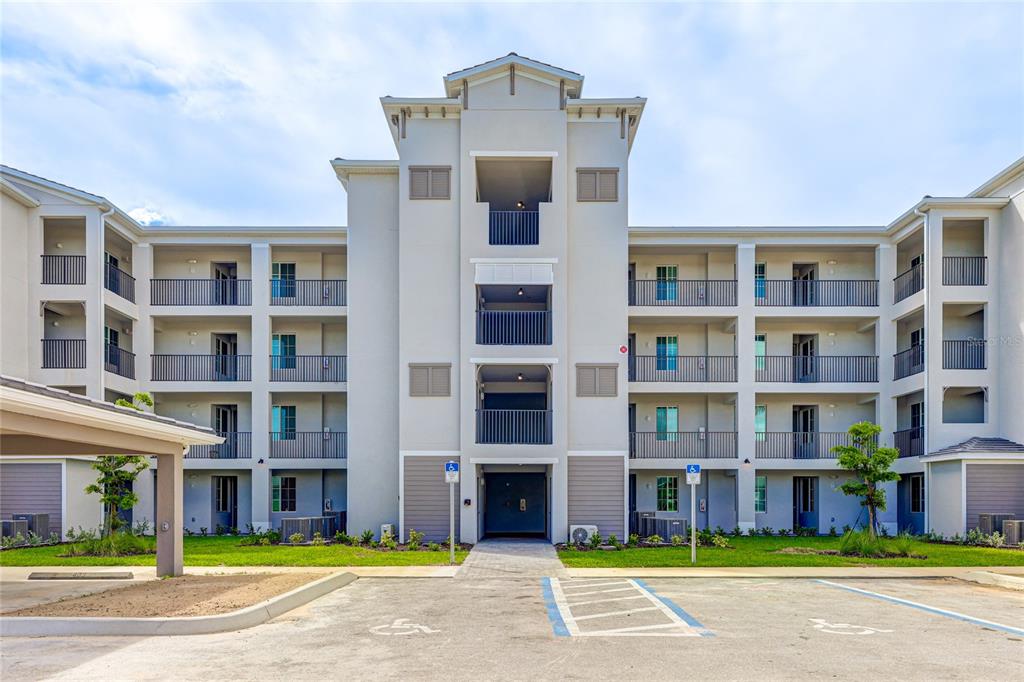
top-left (686, 464), bottom-right (701, 474)
top-left (686, 463), bottom-right (701, 485)
top-left (444, 461), bottom-right (460, 483)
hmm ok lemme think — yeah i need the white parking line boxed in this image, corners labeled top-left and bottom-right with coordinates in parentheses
top-left (560, 581), bottom-right (630, 590)
top-left (561, 586), bottom-right (637, 597)
top-left (566, 595), bottom-right (649, 607)
top-left (573, 606), bottom-right (662, 621)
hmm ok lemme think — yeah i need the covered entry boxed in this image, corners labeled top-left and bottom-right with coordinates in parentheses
top-left (480, 468), bottom-right (548, 537)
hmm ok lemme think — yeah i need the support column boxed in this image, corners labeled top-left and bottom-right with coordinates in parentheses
top-left (84, 209), bottom-right (105, 399)
top-left (134, 244), bottom-right (154, 385)
top-left (250, 243), bottom-right (272, 531)
top-left (735, 243), bottom-right (757, 531)
top-left (155, 450), bottom-right (184, 577)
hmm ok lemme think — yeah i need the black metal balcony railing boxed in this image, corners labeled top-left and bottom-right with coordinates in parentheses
top-left (476, 310), bottom-right (551, 345)
top-left (150, 279), bottom-right (252, 306)
top-left (942, 256), bottom-right (986, 286)
top-left (41, 255), bottom-right (87, 285)
top-left (187, 432), bottom-right (251, 459)
top-left (893, 345), bottom-right (925, 380)
top-left (755, 431), bottom-right (874, 460)
top-left (893, 263), bottom-right (924, 303)
top-left (269, 432), bottom-right (347, 459)
top-left (151, 354), bottom-right (252, 381)
top-left (270, 279), bottom-right (347, 306)
top-left (755, 279), bottom-right (878, 307)
top-left (105, 263), bottom-right (136, 303)
top-left (104, 344), bottom-right (135, 379)
top-left (489, 210), bottom-right (539, 246)
top-left (943, 339), bottom-right (986, 369)
top-left (269, 355), bottom-right (347, 382)
top-left (894, 427), bottom-right (925, 458)
top-left (627, 280), bottom-right (738, 307)
top-left (755, 355), bottom-right (878, 383)
top-left (628, 355), bottom-right (737, 382)
top-left (41, 339), bottom-right (86, 369)
top-left (476, 409), bottom-right (552, 445)
top-left (629, 432), bottom-right (738, 459)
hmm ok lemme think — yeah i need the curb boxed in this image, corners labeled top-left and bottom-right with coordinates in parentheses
top-left (958, 571), bottom-right (1024, 592)
top-left (564, 567), bottom-right (1024, 579)
top-left (0, 571), bottom-right (357, 637)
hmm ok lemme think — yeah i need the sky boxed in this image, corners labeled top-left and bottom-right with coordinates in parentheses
top-left (1, 2), bottom-right (1022, 228)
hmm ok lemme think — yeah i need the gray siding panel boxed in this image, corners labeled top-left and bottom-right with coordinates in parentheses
top-left (403, 456), bottom-right (460, 542)
top-left (966, 463), bottom-right (1024, 531)
top-left (0, 463), bottom-right (62, 535)
top-left (568, 456), bottom-right (624, 538)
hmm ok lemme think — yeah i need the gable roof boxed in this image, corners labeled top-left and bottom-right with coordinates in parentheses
top-left (927, 437), bottom-right (1024, 458)
top-left (444, 52), bottom-right (584, 97)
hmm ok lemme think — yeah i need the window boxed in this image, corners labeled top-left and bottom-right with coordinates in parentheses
top-left (271, 263), bottom-right (296, 298)
top-left (214, 477), bottom-right (232, 513)
top-left (910, 474), bottom-right (925, 514)
top-left (272, 405), bottom-right (296, 440)
top-left (576, 168), bottom-right (619, 201)
top-left (576, 364), bottom-right (617, 397)
top-left (656, 265), bottom-right (678, 302)
top-left (410, 166), bottom-right (450, 199)
top-left (410, 363), bottom-right (451, 397)
top-left (755, 475), bottom-right (767, 513)
top-left (754, 333), bottom-right (766, 371)
top-left (656, 336), bottom-right (678, 371)
top-left (655, 406), bottom-right (678, 441)
top-left (656, 476), bottom-right (678, 512)
top-left (271, 476), bottom-right (296, 513)
top-left (754, 262), bottom-right (766, 299)
top-left (754, 405), bottom-right (766, 442)
top-left (272, 334), bottom-right (296, 370)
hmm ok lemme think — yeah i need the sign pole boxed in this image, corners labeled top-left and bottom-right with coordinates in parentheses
top-left (690, 480), bottom-right (697, 564)
top-left (449, 477), bottom-right (455, 566)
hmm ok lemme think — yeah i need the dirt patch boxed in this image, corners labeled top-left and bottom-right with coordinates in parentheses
top-left (4, 573), bottom-right (322, 618)
top-left (774, 547), bottom-right (841, 556)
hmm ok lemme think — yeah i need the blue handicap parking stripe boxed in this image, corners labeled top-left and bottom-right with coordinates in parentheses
top-left (633, 579), bottom-right (714, 636)
top-left (540, 578), bottom-right (569, 637)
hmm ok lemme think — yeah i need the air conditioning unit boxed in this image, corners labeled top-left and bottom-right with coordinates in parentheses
top-left (12, 513), bottom-right (49, 535)
top-left (978, 513), bottom-right (1015, 535)
top-left (380, 523), bottom-right (396, 540)
top-left (1002, 520), bottom-right (1024, 546)
top-left (570, 525), bottom-right (599, 545)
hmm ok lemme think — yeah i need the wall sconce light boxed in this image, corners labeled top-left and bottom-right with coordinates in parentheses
top-left (187, 259), bottom-right (198, 264)
top-left (189, 331), bottom-right (199, 336)
top-left (516, 287), bottom-right (524, 296)
top-left (516, 200), bottom-right (525, 210)
top-left (52, 321), bottom-right (59, 327)
top-left (516, 372), bottom-right (524, 381)
top-left (827, 332), bottom-right (836, 337)
top-left (826, 259), bottom-right (837, 265)
top-left (55, 242), bottom-right (63, 249)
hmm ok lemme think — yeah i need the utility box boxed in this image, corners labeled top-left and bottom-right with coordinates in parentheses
top-left (978, 513), bottom-right (1015, 535)
top-left (13, 513), bottom-right (50, 536)
top-left (1002, 520), bottom-right (1024, 546)
top-left (1, 519), bottom-right (29, 541)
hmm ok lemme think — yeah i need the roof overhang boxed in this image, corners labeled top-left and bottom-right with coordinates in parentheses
top-left (444, 53), bottom-right (583, 99)
top-left (566, 98), bottom-right (647, 151)
top-left (331, 158), bottom-right (399, 190)
top-left (969, 155), bottom-right (1024, 198)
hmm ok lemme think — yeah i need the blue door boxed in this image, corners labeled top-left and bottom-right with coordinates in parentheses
top-left (484, 473), bottom-right (546, 536)
top-left (793, 476), bottom-right (818, 531)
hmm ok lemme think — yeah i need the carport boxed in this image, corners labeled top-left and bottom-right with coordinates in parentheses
top-left (0, 376), bottom-right (221, 576)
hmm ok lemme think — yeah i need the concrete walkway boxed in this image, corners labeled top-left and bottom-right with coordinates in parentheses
top-left (456, 539), bottom-right (566, 579)
top-left (565, 566), bottom-right (1024, 579)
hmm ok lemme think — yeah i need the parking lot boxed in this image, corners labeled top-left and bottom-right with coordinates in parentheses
top-left (2, 576), bottom-right (1022, 680)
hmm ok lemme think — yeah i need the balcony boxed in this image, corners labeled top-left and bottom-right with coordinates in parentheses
top-left (476, 409), bottom-right (552, 445)
top-left (151, 354), bottom-right (252, 381)
top-left (269, 432), bottom-right (346, 459)
top-left (270, 279), bottom-right (346, 306)
top-left (755, 355), bottom-right (878, 383)
top-left (187, 432), bottom-right (251, 459)
top-left (893, 345), bottom-right (925, 380)
top-left (942, 256), bottom-right (986, 286)
top-left (894, 427), bottom-right (924, 458)
top-left (489, 210), bottom-right (539, 246)
top-left (893, 263), bottom-right (924, 304)
top-left (629, 431), bottom-right (737, 459)
top-left (41, 339), bottom-right (86, 369)
top-left (628, 280), bottom-right (737, 307)
top-left (943, 339), bottom-right (986, 370)
top-left (755, 431), bottom-right (870, 460)
top-left (628, 355), bottom-right (737, 382)
top-left (476, 311), bottom-right (551, 345)
top-left (105, 263), bottom-right (136, 303)
top-left (104, 344), bottom-right (135, 379)
top-left (755, 280), bottom-right (878, 307)
top-left (269, 355), bottom-right (346, 382)
top-left (151, 279), bottom-right (252, 306)
top-left (41, 255), bottom-right (86, 285)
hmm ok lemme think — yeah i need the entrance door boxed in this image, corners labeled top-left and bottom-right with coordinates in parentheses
top-left (483, 472), bottom-right (546, 536)
top-left (211, 476), bottom-right (238, 532)
top-left (104, 326), bottom-right (121, 373)
top-left (212, 404), bottom-right (238, 458)
top-left (793, 476), bottom-right (818, 530)
top-left (793, 334), bottom-right (818, 382)
top-left (792, 405), bottom-right (818, 458)
top-left (627, 333), bottom-right (637, 380)
top-left (212, 333), bottom-right (238, 380)
top-left (627, 262), bottom-right (636, 305)
top-left (212, 262), bottom-right (238, 305)
top-left (793, 264), bottom-right (816, 306)
top-left (628, 403), bottom-right (637, 456)
top-left (910, 401), bottom-right (924, 455)
top-left (910, 328), bottom-right (925, 372)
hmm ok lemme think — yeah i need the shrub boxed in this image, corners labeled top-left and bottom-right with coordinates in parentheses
top-left (60, 531), bottom-right (155, 557)
top-left (646, 534), bottom-right (663, 544)
top-left (360, 529), bottom-right (375, 545)
top-left (627, 533), bottom-right (640, 547)
top-left (380, 535), bottom-right (397, 550)
top-left (200, 527), bottom-right (208, 537)
top-left (407, 529), bottom-right (425, 549)
top-left (759, 527), bottom-right (774, 537)
top-left (215, 524), bottom-right (227, 536)
top-left (731, 526), bottom-right (742, 537)
top-left (288, 532), bottom-right (306, 544)
top-left (133, 520), bottom-right (152, 536)
top-left (746, 527), bottom-right (758, 536)
top-left (714, 526), bottom-right (726, 537)
top-left (311, 532), bottom-right (326, 547)
top-left (828, 525), bottom-right (838, 537)
top-left (776, 528), bottom-right (790, 537)
top-left (607, 534), bottom-right (621, 549)
top-left (891, 532), bottom-right (915, 557)
top-left (588, 531), bottom-right (602, 549)
top-left (427, 541), bottom-right (441, 552)
top-left (842, 524), bottom-right (852, 534)
top-left (880, 525), bottom-right (891, 538)
top-left (1, 533), bottom-right (25, 549)
top-left (838, 529), bottom-right (885, 558)
top-left (670, 534), bottom-right (684, 546)
top-left (334, 531), bottom-right (352, 545)
top-left (711, 534), bottom-right (730, 549)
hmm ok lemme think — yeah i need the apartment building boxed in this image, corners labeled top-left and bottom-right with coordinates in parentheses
top-left (2, 54), bottom-right (1023, 542)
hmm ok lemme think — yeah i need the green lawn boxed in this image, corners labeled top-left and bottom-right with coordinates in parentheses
top-left (0, 536), bottom-right (468, 567)
top-left (559, 536), bottom-right (1024, 568)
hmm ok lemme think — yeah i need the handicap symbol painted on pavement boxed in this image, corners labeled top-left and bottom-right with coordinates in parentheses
top-left (370, 618), bottom-right (441, 635)
top-left (809, 618), bottom-right (893, 635)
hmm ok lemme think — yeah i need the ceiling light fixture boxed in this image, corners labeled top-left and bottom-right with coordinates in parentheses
top-left (516, 372), bottom-right (524, 381)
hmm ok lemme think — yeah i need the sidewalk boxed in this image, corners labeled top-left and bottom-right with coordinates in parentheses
top-left (565, 566), bottom-right (1024, 579)
top-left (0, 565), bottom-right (457, 582)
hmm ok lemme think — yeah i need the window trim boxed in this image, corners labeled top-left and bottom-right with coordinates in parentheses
top-left (409, 166), bottom-right (451, 200)
top-left (576, 167), bottom-right (619, 202)
top-left (271, 475), bottom-right (296, 513)
top-left (656, 476), bottom-right (679, 513)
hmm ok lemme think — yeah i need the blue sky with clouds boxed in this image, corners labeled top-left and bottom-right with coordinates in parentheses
top-left (2, 2), bottom-right (1021, 227)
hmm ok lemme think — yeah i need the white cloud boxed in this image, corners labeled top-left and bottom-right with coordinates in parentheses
top-left (128, 207), bottom-right (168, 226)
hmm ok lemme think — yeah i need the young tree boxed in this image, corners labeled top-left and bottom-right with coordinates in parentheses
top-left (85, 392), bottom-right (154, 536)
top-left (831, 421), bottom-right (901, 537)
